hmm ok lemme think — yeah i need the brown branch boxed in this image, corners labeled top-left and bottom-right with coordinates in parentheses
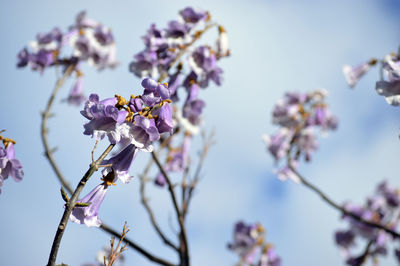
top-left (140, 176), bottom-right (179, 251)
top-left (47, 144), bottom-right (115, 266)
top-left (152, 152), bottom-right (190, 266)
top-left (100, 223), bottom-right (176, 266)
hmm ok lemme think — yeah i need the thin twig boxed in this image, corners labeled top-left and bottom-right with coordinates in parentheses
top-left (100, 223), bottom-right (176, 266)
top-left (47, 144), bottom-right (115, 266)
top-left (182, 131), bottom-right (215, 218)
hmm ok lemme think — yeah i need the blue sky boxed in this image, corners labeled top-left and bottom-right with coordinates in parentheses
top-left (1, 0), bottom-right (400, 265)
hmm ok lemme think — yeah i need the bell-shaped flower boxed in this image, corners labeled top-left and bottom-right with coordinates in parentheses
top-left (128, 115), bottom-right (160, 152)
top-left (179, 7), bottom-right (208, 24)
top-left (65, 76), bottom-right (86, 106)
top-left (0, 143), bottom-right (24, 184)
top-left (101, 144), bottom-right (139, 183)
top-left (343, 63), bottom-right (371, 88)
top-left (70, 183), bottom-right (109, 227)
top-left (155, 102), bottom-right (174, 134)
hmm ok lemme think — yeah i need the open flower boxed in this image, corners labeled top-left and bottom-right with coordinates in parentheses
top-left (70, 170), bottom-right (116, 227)
top-left (81, 94), bottom-right (128, 144)
top-left (0, 142), bottom-right (24, 193)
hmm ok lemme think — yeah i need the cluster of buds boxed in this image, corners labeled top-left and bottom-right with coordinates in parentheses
top-left (335, 181), bottom-right (400, 265)
top-left (129, 6), bottom-right (229, 133)
top-left (70, 77), bottom-right (174, 227)
top-left (263, 90), bottom-right (338, 182)
top-left (17, 11), bottom-right (118, 106)
top-left (343, 48), bottom-right (400, 106)
top-left (227, 221), bottom-right (281, 266)
top-left (0, 131), bottom-right (24, 194)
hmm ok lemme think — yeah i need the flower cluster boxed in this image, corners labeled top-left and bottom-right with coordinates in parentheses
top-left (70, 77), bottom-right (174, 227)
top-left (227, 221), bottom-right (281, 266)
top-left (334, 181), bottom-right (400, 265)
top-left (343, 50), bottom-right (400, 107)
top-left (0, 132), bottom-right (24, 194)
top-left (17, 11), bottom-right (117, 106)
top-left (129, 6), bottom-right (229, 132)
top-left (263, 90), bottom-right (338, 182)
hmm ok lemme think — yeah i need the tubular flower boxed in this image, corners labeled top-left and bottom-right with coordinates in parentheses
top-left (0, 135), bottom-right (24, 194)
top-left (70, 170), bottom-right (116, 227)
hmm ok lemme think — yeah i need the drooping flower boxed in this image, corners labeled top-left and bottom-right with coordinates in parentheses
top-left (0, 138), bottom-right (24, 194)
top-left (70, 170), bottom-right (116, 227)
top-left (65, 74), bottom-right (86, 106)
top-left (70, 183), bottom-right (109, 227)
top-left (101, 144), bottom-right (139, 184)
top-left (343, 63), bottom-right (371, 88)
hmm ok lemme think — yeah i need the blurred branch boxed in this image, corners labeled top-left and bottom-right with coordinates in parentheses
top-left (152, 152), bottom-right (190, 266)
top-left (41, 64), bottom-right (75, 195)
top-left (286, 153), bottom-right (400, 239)
top-left (182, 131), bottom-right (215, 218)
top-left (105, 222), bottom-right (129, 266)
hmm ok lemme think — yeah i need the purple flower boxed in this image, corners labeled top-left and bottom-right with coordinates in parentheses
top-left (179, 7), bottom-right (208, 24)
top-left (70, 183), bottom-right (109, 227)
top-left (0, 143), bottom-right (24, 189)
top-left (335, 230), bottom-right (355, 249)
top-left (259, 247), bottom-right (281, 266)
top-left (262, 128), bottom-right (293, 162)
top-left (228, 221), bottom-right (281, 266)
top-left (101, 144), bottom-right (139, 183)
top-left (129, 50), bottom-right (159, 78)
top-left (81, 94), bottom-right (128, 144)
top-left (155, 102), bottom-right (174, 134)
top-left (334, 181), bottom-right (400, 264)
top-left (65, 76), bottom-right (86, 106)
top-left (128, 116), bottom-right (160, 152)
top-left (343, 63), bottom-right (371, 88)
top-left (188, 46), bottom-right (223, 87)
top-left (228, 221), bottom-right (264, 261)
